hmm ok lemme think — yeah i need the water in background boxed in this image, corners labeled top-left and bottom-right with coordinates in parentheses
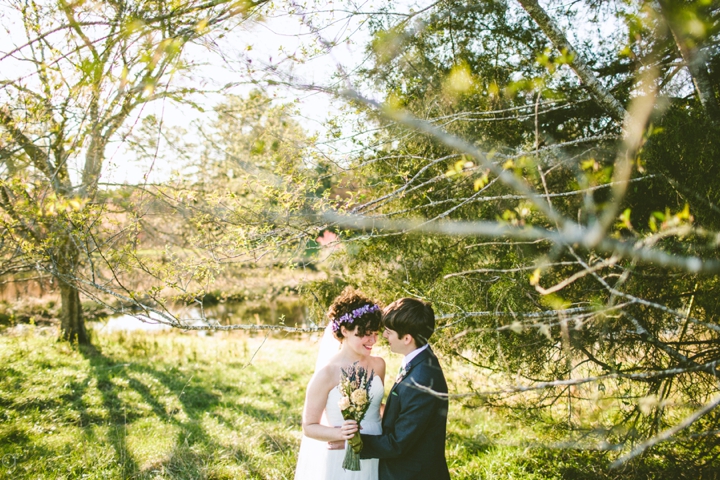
top-left (94, 297), bottom-right (309, 333)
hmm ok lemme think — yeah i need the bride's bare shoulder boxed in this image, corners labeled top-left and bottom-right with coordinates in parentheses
top-left (312, 362), bottom-right (342, 387)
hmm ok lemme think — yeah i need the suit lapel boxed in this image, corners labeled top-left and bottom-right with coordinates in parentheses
top-left (387, 347), bottom-right (434, 399)
top-left (384, 348), bottom-right (435, 431)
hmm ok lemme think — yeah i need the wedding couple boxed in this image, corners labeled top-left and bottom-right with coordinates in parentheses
top-left (294, 287), bottom-right (450, 480)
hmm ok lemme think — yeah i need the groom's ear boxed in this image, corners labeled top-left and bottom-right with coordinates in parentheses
top-left (401, 333), bottom-right (416, 348)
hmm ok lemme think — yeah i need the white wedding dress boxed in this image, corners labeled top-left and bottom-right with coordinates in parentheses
top-left (294, 376), bottom-right (383, 480)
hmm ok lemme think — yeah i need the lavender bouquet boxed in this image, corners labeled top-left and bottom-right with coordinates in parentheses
top-left (338, 362), bottom-right (375, 471)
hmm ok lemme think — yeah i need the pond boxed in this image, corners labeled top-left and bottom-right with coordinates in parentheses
top-left (93, 296), bottom-right (311, 333)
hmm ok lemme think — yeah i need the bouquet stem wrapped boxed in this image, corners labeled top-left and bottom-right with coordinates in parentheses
top-left (343, 431), bottom-right (363, 470)
top-left (338, 362), bottom-right (374, 471)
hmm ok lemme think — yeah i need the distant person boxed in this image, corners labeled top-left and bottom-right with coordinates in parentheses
top-left (340, 297), bottom-right (450, 480)
top-left (294, 287), bottom-right (386, 480)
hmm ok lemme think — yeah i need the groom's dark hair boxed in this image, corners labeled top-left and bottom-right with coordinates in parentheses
top-left (382, 298), bottom-right (435, 347)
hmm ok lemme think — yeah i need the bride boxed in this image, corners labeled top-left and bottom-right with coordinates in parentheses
top-left (294, 287), bottom-right (386, 480)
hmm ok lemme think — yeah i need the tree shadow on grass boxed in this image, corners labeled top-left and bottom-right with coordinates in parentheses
top-left (129, 363), bottom-right (283, 478)
top-left (79, 344), bottom-right (281, 479)
top-left (79, 344), bottom-right (142, 477)
top-left (0, 349), bottom-right (113, 477)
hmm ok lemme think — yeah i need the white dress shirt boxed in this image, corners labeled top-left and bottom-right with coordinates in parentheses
top-left (401, 343), bottom-right (429, 369)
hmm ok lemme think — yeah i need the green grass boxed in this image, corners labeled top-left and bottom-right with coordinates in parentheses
top-left (0, 329), bottom-right (306, 479)
top-left (1, 328), bottom-right (718, 479)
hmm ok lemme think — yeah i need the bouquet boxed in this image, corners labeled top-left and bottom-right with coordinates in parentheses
top-left (338, 362), bottom-right (375, 471)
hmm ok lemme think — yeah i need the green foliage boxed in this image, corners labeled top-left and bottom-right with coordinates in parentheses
top-left (294, 0), bottom-right (720, 463)
top-left (634, 103), bottom-right (720, 230)
top-left (143, 89), bottom-right (334, 275)
top-left (3, 0), bottom-right (720, 469)
top-left (0, 0), bottom-right (266, 343)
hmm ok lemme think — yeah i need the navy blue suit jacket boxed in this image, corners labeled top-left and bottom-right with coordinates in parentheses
top-left (361, 347), bottom-right (450, 480)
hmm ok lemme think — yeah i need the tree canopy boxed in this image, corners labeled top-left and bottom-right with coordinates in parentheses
top-left (0, 0), bottom-right (264, 342)
top-left (2, 0), bottom-right (720, 467)
top-left (275, 0), bottom-right (720, 464)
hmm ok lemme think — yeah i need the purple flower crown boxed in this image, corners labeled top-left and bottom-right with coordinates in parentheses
top-left (331, 304), bottom-right (381, 333)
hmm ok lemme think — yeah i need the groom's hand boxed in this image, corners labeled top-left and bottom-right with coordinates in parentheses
top-left (327, 440), bottom-right (345, 450)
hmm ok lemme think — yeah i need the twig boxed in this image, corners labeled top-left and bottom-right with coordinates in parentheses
top-left (408, 360), bottom-right (720, 400)
top-left (242, 330), bottom-right (270, 369)
top-left (610, 394), bottom-right (720, 468)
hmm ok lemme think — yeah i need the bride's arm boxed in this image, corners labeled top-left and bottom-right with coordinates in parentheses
top-left (302, 368), bottom-right (355, 443)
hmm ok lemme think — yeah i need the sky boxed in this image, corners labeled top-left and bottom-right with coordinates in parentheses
top-left (104, 3), bottom-right (382, 185)
top-left (0, 0), bottom-right (389, 185)
top-left (1, 1), bottom-right (649, 186)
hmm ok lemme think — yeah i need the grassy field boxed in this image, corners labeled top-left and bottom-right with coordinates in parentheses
top-left (0, 327), bottom-right (717, 479)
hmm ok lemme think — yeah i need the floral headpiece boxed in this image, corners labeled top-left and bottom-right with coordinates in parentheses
top-left (331, 304), bottom-right (381, 333)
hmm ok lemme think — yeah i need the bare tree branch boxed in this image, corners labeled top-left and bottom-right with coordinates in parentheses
top-left (611, 393), bottom-right (720, 467)
top-left (515, 0), bottom-right (627, 122)
top-left (659, 0), bottom-right (720, 122)
top-left (322, 211), bottom-right (720, 275)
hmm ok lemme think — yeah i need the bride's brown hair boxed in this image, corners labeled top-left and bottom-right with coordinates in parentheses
top-left (327, 286), bottom-right (382, 340)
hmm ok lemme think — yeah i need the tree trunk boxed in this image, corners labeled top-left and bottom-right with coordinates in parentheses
top-left (60, 281), bottom-right (88, 344)
top-left (57, 233), bottom-right (89, 345)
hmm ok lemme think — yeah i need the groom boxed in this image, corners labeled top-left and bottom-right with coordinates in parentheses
top-left (340, 297), bottom-right (450, 480)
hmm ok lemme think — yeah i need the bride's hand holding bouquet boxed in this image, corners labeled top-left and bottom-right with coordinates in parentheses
top-left (338, 362), bottom-right (374, 471)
